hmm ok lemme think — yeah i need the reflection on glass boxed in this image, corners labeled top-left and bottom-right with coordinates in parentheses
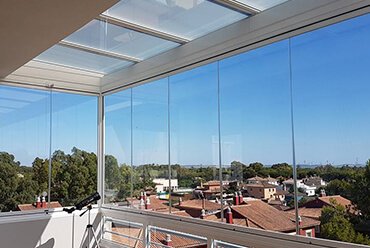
top-left (64, 19), bottom-right (179, 60)
top-left (51, 92), bottom-right (98, 207)
top-left (105, 0), bottom-right (246, 40)
top-left (105, 90), bottom-right (132, 205)
top-left (291, 14), bottom-right (370, 244)
top-left (219, 40), bottom-right (292, 184)
top-left (0, 85), bottom-right (50, 212)
top-left (132, 79), bottom-right (169, 210)
top-left (169, 63), bottom-right (220, 214)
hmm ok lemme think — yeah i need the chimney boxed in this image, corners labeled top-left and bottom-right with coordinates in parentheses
top-left (143, 192), bottom-right (147, 201)
top-left (36, 196), bottom-right (41, 208)
top-left (139, 198), bottom-right (145, 209)
top-left (233, 192), bottom-right (239, 205)
top-left (41, 196), bottom-right (47, 208)
top-left (238, 191), bottom-right (243, 204)
top-left (145, 198), bottom-right (151, 210)
top-left (298, 216), bottom-right (305, 236)
top-left (320, 189), bottom-right (326, 197)
top-left (200, 209), bottom-right (206, 219)
top-left (179, 197), bottom-right (182, 206)
top-left (164, 234), bottom-right (172, 247)
top-left (226, 207), bottom-right (233, 224)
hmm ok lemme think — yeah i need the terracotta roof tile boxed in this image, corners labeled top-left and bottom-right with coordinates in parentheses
top-left (231, 200), bottom-right (319, 232)
top-left (17, 201), bottom-right (62, 211)
top-left (244, 182), bottom-right (277, 188)
top-left (286, 207), bottom-right (322, 220)
top-left (319, 195), bottom-right (351, 207)
top-left (177, 199), bottom-right (221, 211)
top-left (150, 230), bottom-right (207, 248)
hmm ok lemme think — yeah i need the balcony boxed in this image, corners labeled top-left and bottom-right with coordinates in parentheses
top-left (1, 1), bottom-right (370, 248)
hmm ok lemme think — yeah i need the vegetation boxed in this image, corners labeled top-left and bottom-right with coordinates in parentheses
top-left (1, 149), bottom-right (370, 245)
top-left (320, 200), bottom-right (370, 245)
top-left (0, 148), bottom-right (97, 211)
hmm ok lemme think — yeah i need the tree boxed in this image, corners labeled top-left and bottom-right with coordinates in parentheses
top-left (351, 160), bottom-right (370, 218)
top-left (32, 157), bottom-right (48, 194)
top-left (320, 200), bottom-right (370, 245)
top-left (249, 162), bottom-right (263, 172)
top-left (231, 161), bottom-right (245, 181)
top-left (325, 179), bottom-right (351, 198)
top-left (105, 155), bottom-right (121, 190)
top-left (0, 152), bottom-right (21, 211)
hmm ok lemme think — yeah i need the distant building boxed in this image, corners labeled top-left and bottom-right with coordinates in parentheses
top-left (246, 176), bottom-right (278, 186)
top-left (302, 176), bottom-right (326, 188)
top-left (273, 189), bottom-right (289, 202)
top-left (244, 182), bottom-right (277, 200)
top-left (283, 178), bottom-right (316, 196)
top-left (153, 178), bottom-right (178, 193)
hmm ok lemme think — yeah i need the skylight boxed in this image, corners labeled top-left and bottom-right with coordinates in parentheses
top-left (33, 0), bottom-right (288, 74)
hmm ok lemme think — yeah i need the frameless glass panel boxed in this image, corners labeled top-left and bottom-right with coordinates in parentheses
top-left (50, 92), bottom-right (97, 207)
top-left (35, 45), bottom-right (133, 74)
top-left (236, 0), bottom-right (288, 11)
top-left (291, 14), bottom-right (370, 245)
top-left (64, 20), bottom-right (179, 60)
top-left (0, 85), bottom-right (50, 212)
top-left (105, 91), bottom-right (132, 205)
top-left (132, 79), bottom-right (169, 212)
top-left (219, 39), bottom-right (291, 194)
top-left (169, 63), bottom-right (221, 216)
top-left (105, 0), bottom-right (247, 40)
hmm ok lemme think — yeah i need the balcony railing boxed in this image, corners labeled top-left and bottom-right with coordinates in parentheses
top-left (100, 206), bottom-right (369, 248)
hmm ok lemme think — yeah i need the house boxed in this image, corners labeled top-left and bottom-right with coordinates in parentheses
top-left (274, 189), bottom-right (289, 202)
top-left (302, 195), bottom-right (353, 211)
top-left (153, 178), bottom-right (179, 193)
top-left (302, 176), bottom-right (326, 188)
top-left (202, 199), bottom-right (319, 237)
top-left (245, 176), bottom-right (278, 186)
top-left (175, 199), bottom-right (221, 217)
top-left (283, 178), bottom-right (316, 196)
top-left (286, 195), bottom-right (354, 220)
top-left (243, 182), bottom-right (277, 200)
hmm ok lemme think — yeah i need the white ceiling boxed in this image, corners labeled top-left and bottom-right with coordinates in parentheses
top-left (0, 0), bottom-right (117, 82)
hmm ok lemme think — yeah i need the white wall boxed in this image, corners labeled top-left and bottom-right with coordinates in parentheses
top-left (0, 208), bottom-right (101, 248)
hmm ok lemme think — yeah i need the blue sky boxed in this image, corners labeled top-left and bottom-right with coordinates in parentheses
top-left (2, 13), bottom-right (370, 166)
top-left (0, 88), bottom-right (97, 166)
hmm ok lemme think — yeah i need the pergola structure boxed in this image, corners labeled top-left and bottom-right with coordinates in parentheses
top-left (1, 1), bottom-right (370, 248)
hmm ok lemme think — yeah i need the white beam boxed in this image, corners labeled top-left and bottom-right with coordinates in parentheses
top-left (97, 14), bottom-right (189, 44)
top-left (210, 0), bottom-right (260, 15)
top-left (3, 60), bottom-right (103, 94)
top-left (59, 40), bottom-right (142, 63)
